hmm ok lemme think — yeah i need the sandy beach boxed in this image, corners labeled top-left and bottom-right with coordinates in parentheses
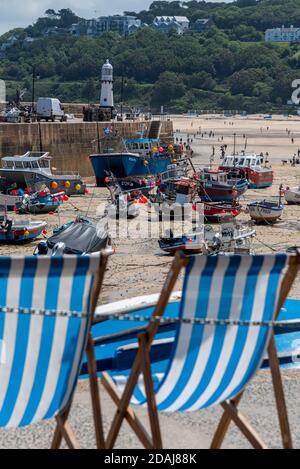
top-left (1, 115), bottom-right (300, 448)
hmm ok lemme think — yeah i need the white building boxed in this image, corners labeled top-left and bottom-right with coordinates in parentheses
top-left (0, 35), bottom-right (18, 51)
top-left (100, 60), bottom-right (114, 108)
top-left (265, 25), bottom-right (300, 42)
top-left (153, 16), bottom-right (190, 34)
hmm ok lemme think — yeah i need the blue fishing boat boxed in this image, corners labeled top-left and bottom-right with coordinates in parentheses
top-left (0, 216), bottom-right (47, 243)
top-left (15, 190), bottom-right (66, 214)
top-left (90, 135), bottom-right (175, 187)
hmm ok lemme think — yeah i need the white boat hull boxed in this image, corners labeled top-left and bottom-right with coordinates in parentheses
top-left (248, 205), bottom-right (283, 222)
top-left (285, 188), bottom-right (300, 204)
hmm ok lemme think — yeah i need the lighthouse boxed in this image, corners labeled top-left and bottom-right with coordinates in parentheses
top-left (100, 59), bottom-right (114, 109)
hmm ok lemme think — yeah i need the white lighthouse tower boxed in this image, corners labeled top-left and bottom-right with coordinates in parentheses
top-left (100, 59), bottom-right (114, 108)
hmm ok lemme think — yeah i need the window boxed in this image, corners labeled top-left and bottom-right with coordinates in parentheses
top-left (40, 160), bottom-right (50, 168)
top-left (15, 162), bottom-right (24, 169)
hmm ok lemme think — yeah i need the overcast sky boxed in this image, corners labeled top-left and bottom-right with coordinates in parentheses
top-left (0, 0), bottom-right (231, 35)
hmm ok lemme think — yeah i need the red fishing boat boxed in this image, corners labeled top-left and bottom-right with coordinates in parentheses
top-left (197, 169), bottom-right (248, 203)
top-left (201, 202), bottom-right (242, 222)
top-left (220, 154), bottom-right (274, 189)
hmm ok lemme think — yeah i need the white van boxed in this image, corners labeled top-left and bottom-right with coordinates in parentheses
top-left (36, 98), bottom-right (66, 122)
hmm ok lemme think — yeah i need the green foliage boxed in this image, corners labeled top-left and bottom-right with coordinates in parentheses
top-left (1, 1), bottom-right (300, 112)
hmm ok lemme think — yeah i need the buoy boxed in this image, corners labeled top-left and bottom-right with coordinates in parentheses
top-left (51, 181), bottom-right (58, 190)
top-left (63, 195), bottom-right (69, 201)
top-left (168, 145), bottom-right (174, 151)
top-left (75, 184), bottom-right (81, 192)
top-left (159, 147), bottom-right (164, 153)
top-left (64, 181), bottom-right (71, 189)
top-left (144, 160), bottom-right (149, 166)
top-left (24, 230), bottom-right (30, 237)
top-left (53, 197), bottom-right (58, 203)
top-left (172, 159), bottom-right (177, 164)
top-left (152, 147), bottom-right (158, 153)
top-left (42, 229), bottom-right (48, 235)
top-left (104, 177), bottom-right (110, 184)
top-left (59, 196), bottom-right (64, 201)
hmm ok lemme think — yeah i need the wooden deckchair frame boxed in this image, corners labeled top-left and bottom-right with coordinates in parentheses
top-left (98, 251), bottom-right (300, 450)
top-left (51, 253), bottom-right (109, 450)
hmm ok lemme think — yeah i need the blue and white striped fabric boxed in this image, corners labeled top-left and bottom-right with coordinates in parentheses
top-left (0, 255), bottom-right (100, 428)
top-left (116, 254), bottom-right (290, 412)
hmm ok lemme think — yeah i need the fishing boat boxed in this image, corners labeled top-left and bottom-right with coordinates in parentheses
top-left (35, 217), bottom-right (111, 256)
top-left (197, 169), bottom-right (248, 202)
top-left (90, 134), bottom-right (176, 187)
top-left (202, 201), bottom-right (242, 223)
top-left (285, 183), bottom-right (300, 204)
top-left (104, 174), bottom-right (155, 196)
top-left (248, 201), bottom-right (284, 224)
top-left (159, 231), bottom-right (203, 255)
top-left (154, 178), bottom-right (197, 221)
top-left (248, 185), bottom-right (285, 224)
top-left (0, 151), bottom-right (86, 195)
top-left (159, 222), bottom-right (255, 255)
top-left (0, 216), bottom-right (47, 243)
top-left (105, 177), bottom-right (144, 220)
top-left (220, 154), bottom-right (274, 189)
top-left (205, 222), bottom-right (256, 255)
top-left (15, 189), bottom-right (66, 214)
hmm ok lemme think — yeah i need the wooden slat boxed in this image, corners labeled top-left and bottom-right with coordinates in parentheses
top-left (101, 372), bottom-right (153, 449)
top-left (221, 402), bottom-right (268, 449)
top-left (268, 335), bottom-right (293, 449)
top-left (140, 333), bottom-right (163, 449)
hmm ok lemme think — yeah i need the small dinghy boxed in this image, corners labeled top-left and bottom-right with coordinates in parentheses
top-left (0, 216), bottom-right (47, 243)
top-left (35, 217), bottom-right (111, 256)
top-left (248, 185), bottom-right (285, 224)
top-left (248, 201), bottom-right (284, 224)
top-left (202, 201), bottom-right (242, 223)
top-left (16, 188), bottom-right (67, 214)
top-left (159, 231), bottom-right (204, 255)
top-left (285, 184), bottom-right (300, 205)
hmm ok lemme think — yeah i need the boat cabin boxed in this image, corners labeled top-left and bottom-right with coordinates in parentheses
top-left (125, 138), bottom-right (160, 155)
top-left (1, 152), bottom-right (52, 175)
top-left (200, 170), bottom-right (232, 184)
top-left (222, 154), bottom-right (264, 169)
top-left (160, 165), bottom-right (187, 184)
top-left (166, 179), bottom-right (196, 205)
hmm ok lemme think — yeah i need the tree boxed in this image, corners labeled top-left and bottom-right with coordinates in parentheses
top-left (58, 9), bottom-right (79, 28)
top-left (151, 72), bottom-right (186, 105)
top-left (45, 9), bottom-right (57, 18)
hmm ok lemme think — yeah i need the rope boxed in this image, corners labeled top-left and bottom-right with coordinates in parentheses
top-left (95, 313), bottom-right (300, 329)
top-left (0, 306), bottom-right (86, 318)
top-left (1, 308), bottom-right (299, 328)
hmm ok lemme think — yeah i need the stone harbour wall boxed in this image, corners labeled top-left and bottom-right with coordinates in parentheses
top-left (0, 120), bottom-right (174, 177)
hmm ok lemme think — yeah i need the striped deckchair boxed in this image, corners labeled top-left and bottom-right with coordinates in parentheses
top-left (100, 251), bottom-right (300, 449)
top-left (0, 254), bottom-right (109, 449)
